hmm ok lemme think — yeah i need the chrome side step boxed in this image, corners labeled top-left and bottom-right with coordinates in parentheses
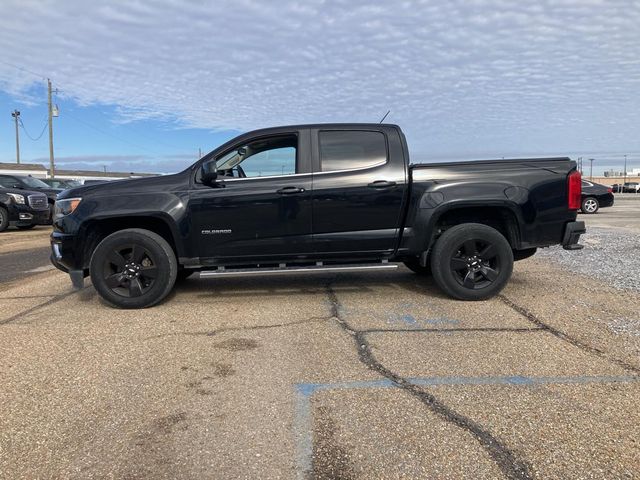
top-left (198, 262), bottom-right (398, 278)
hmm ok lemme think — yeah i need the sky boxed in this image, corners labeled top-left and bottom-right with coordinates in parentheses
top-left (0, 0), bottom-right (639, 175)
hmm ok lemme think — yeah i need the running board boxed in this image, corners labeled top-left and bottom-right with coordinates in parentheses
top-left (198, 262), bottom-right (398, 278)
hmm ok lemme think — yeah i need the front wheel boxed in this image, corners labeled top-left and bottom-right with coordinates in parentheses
top-left (430, 223), bottom-right (513, 301)
top-left (90, 228), bottom-right (177, 309)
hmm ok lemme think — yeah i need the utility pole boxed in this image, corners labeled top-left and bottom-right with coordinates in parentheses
top-left (623, 154), bottom-right (627, 189)
top-left (198, 148), bottom-right (202, 159)
top-left (589, 158), bottom-right (594, 181)
top-left (47, 78), bottom-right (55, 178)
top-left (11, 110), bottom-right (20, 164)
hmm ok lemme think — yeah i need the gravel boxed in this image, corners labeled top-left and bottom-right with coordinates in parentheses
top-left (537, 226), bottom-right (640, 292)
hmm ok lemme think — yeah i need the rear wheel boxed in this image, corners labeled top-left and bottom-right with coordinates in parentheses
top-left (0, 207), bottom-right (8, 232)
top-left (581, 197), bottom-right (599, 214)
top-left (430, 223), bottom-right (513, 301)
top-left (90, 228), bottom-right (177, 309)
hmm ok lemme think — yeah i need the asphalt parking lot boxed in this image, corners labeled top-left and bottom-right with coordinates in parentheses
top-left (1, 196), bottom-right (639, 479)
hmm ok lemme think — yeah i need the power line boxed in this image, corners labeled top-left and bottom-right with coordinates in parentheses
top-left (18, 117), bottom-right (48, 141)
top-left (63, 110), bottom-right (163, 155)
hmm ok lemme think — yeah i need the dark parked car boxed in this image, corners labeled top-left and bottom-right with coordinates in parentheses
top-left (0, 175), bottom-right (61, 213)
top-left (51, 123), bottom-right (585, 308)
top-left (41, 178), bottom-right (81, 189)
top-left (0, 187), bottom-right (51, 232)
top-left (82, 179), bottom-right (111, 186)
top-left (580, 180), bottom-right (614, 214)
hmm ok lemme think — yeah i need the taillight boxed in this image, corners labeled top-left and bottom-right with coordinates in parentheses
top-left (607, 187), bottom-right (613, 193)
top-left (567, 170), bottom-right (581, 210)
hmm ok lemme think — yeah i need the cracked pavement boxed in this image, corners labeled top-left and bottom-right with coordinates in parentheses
top-left (1, 204), bottom-right (640, 479)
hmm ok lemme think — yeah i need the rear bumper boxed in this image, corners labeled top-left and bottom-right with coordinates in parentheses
top-left (561, 221), bottom-right (586, 250)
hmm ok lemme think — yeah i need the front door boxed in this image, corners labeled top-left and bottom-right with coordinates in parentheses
top-left (189, 130), bottom-right (313, 263)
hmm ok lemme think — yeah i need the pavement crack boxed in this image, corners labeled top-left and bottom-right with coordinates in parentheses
top-left (0, 289), bottom-right (84, 326)
top-left (499, 294), bottom-right (640, 375)
top-left (145, 315), bottom-right (331, 341)
top-left (325, 282), bottom-right (534, 480)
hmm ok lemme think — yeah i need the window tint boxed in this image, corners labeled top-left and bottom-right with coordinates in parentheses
top-left (215, 135), bottom-right (297, 178)
top-left (0, 176), bottom-right (18, 188)
top-left (319, 130), bottom-right (387, 172)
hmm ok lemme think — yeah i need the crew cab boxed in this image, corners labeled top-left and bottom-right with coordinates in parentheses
top-left (51, 124), bottom-right (585, 308)
top-left (0, 187), bottom-right (51, 232)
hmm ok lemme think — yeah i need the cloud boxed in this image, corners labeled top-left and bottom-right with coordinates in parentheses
top-left (0, 0), bottom-right (639, 159)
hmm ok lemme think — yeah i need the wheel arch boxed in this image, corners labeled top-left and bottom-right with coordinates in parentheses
top-left (77, 214), bottom-right (182, 269)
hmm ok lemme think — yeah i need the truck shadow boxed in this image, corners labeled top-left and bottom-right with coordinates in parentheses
top-left (170, 269), bottom-right (450, 301)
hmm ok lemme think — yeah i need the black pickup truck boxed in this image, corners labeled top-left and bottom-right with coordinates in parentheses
top-left (51, 124), bottom-right (585, 308)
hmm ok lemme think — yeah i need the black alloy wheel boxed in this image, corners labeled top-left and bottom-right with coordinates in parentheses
top-left (431, 223), bottom-right (513, 301)
top-left (90, 228), bottom-right (177, 309)
top-left (449, 238), bottom-right (501, 289)
top-left (102, 244), bottom-right (158, 298)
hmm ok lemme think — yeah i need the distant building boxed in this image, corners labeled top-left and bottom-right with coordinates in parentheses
top-left (0, 162), bottom-right (158, 182)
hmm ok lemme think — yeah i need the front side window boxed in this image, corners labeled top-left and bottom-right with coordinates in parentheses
top-left (319, 130), bottom-right (387, 172)
top-left (215, 135), bottom-right (297, 178)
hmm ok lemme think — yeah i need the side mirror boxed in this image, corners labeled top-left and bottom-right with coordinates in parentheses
top-left (13, 184), bottom-right (23, 189)
top-left (201, 161), bottom-right (218, 185)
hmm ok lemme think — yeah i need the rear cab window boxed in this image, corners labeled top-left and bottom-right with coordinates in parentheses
top-left (318, 130), bottom-right (387, 172)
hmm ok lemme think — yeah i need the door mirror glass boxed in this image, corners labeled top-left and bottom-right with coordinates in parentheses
top-left (201, 161), bottom-right (218, 185)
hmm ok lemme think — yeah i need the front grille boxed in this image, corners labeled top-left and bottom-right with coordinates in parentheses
top-left (28, 194), bottom-right (49, 211)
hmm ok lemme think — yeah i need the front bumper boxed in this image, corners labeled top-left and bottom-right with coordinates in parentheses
top-left (561, 221), bottom-right (586, 250)
top-left (9, 204), bottom-right (50, 226)
top-left (50, 232), bottom-right (86, 289)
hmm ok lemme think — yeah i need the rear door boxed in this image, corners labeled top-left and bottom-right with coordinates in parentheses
top-left (310, 127), bottom-right (407, 256)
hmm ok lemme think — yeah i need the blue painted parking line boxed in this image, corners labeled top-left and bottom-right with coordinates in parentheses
top-left (293, 374), bottom-right (640, 478)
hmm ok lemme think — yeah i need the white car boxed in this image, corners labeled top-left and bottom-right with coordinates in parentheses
top-left (623, 182), bottom-right (640, 193)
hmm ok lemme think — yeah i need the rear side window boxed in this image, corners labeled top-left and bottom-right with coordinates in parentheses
top-left (319, 131), bottom-right (387, 172)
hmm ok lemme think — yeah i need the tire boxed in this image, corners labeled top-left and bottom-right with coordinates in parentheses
top-left (403, 259), bottom-right (431, 276)
top-left (0, 206), bottom-right (8, 232)
top-left (581, 197), bottom-right (599, 214)
top-left (17, 224), bottom-right (37, 230)
top-left (90, 228), bottom-right (177, 309)
top-left (176, 269), bottom-right (197, 282)
top-left (430, 223), bottom-right (513, 301)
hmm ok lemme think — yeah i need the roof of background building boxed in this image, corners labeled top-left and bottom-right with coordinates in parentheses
top-left (54, 169), bottom-right (158, 178)
top-left (0, 162), bottom-right (47, 171)
top-left (0, 162), bottom-right (157, 177)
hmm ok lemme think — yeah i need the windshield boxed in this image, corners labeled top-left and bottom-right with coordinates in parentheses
top-left (21, 176), bottom-right (51, 188)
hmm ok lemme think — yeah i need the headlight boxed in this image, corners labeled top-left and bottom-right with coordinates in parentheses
top-left (7, 193), bottom-right (25, 204)
top-left (54, 197), bottom-right (82, 218)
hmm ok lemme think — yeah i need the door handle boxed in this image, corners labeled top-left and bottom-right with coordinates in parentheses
top-left (276, 186), bottom-right (305, 195)
top-left (367, 180), bottom-right (396, 189)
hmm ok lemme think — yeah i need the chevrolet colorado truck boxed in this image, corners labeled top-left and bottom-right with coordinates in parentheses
top-left (51, 124), bottom-right (585, 308)
top-left (0, 187), bottom-right (51, 232)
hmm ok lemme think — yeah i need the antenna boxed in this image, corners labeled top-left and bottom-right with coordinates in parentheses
top-left (379, 110), bottom-right (390, 123)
